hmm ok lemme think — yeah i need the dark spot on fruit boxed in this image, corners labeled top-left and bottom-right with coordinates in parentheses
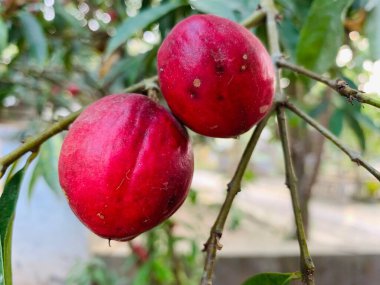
top-left (216, 95), bottom-right (224, 101)
top-left (188, 86), bottom-right (198, 99)
top-left (215, 63), bottom-right (225, 75)
top-left (167, 196), bottom-right (176, 208)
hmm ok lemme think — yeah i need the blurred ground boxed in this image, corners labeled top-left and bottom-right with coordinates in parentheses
top-left (1, 124), bottom-right (380, 284)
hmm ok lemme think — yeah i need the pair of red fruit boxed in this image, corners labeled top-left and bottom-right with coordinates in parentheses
top-left (58, 15), bottom-right (275, 241)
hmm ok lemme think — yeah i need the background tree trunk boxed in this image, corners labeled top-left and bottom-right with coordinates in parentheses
top-left (289, 88), bottom-right (333, 237)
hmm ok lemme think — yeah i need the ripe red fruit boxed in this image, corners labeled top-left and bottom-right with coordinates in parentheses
top-left (67, 84), bottom-right (80, 97)
top-left (58, 94), bottom-right (194, 241)
top-left (157, 14), bottom-right (275, 138)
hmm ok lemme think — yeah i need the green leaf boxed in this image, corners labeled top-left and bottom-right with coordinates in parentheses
top-left (0, 242), bottom-right (4, 285)
top-left (102, 54), bottom-right (146, 88)
top-left (152, 260), bottom-right (174, 283)
top-left (27, 161), bottom-right (41, 200)
top-left (355, 112), bottom-right (380, 133)
top-left (105, 0), bottom-right (187, 58)
top-left (278, 18), bottom-right (299, 61)
top-left (346, 113), bottom-right (366, 151)
top-left (30, 135), bottom-right (63, 196)
top-left (190, 0), bottom-right (240, 21)
top-left (364, 1), bottom-right (380, 60)
top-left (18, 11), bottom-right (47, 64)
top-left (329, 109), bottom-right (344, 136)
top-left (296, 0), bottom-right (353, 73)
top-left (241, 272), bottom-right (301, 285)
top-left (243, 168), bottom-right (255, 182)
top-left (132, 261), bottom-right (150, 285)
top-left (309, 98), bottom-right (329, 118)
top-left (0, 17), bottom-right (8, 54)
top-left (188, 189), bottom-right (198, 204)
top-left (0, 168), bottom-right (26, 285)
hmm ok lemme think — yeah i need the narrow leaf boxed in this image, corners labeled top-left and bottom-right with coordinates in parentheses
top-left (18, 11), bottom-right (47, 64)
top-left (0, 168), bottom-right (26, 285)
top-left (329, 109), bottom-right (344, 136)
top-left (39, 135), bottom-right (63, 194)
top-left (346, 113), bottom-right (366, 151)
top-left (296, 0), bottom-right (353, 73)
top-left (190, 0), bottom-right (239, 21)
top-left (365, 1), bottom-right (380, 60)
top-left (0, 17), bottom-right (8, 53)
top-left (278, 18), bottom-right (299, 61)
top-left (105, 1), bottom-right (187, 58)
top-left (0, 242), bottom-right (4, 285)
top-left (241, 272), bottom-right (301, 285)
top-left (27, 162), bottom-right (41, 200)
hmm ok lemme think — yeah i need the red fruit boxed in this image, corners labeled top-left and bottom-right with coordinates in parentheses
top-left (58, 94), bottom-right (194, 241)
top-left (107, 10), bottom-right (118, 22)
top-left (157, 15), bottom-right (275, 138)
top-left (67, 84), bottom-right (80, 96)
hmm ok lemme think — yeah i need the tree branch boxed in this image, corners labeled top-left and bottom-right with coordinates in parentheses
top-left (0, 110), bottom-right (81, 178)
top-left (277, 58), bottom-right (380, 109)
top-left (261, 0), bottom-right (315, 283)
top-left (0, 76), bottom-right (159, 179)
top-left (285, 101), bottom-right (380, 181)
top-left (276, 105), bottom-right (315, 285)
top-left (240, 9), bottom-right (266, 28)
top-left (198, 9), bottom-right (274, 285)
top-left (200, 109), bottom-right (273, 285)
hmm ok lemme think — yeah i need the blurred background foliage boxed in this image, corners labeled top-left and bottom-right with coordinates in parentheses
top-left (0, 0), bottom-right (380, 284)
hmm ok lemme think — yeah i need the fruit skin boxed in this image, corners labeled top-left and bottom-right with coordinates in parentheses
top-left (58, 94), bottom-right (194, 241)
top-left (157, 14), bottom-right (275, 138)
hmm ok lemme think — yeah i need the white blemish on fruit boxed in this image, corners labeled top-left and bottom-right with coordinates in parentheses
top-left (193, 78), bottom-right (201, 88)
top-left (159, 68), bottom-right (164, 72)
top-left (260, 105), bottom-right (269, 114)
top-left (97, 213), bottom-right (105, 219)
top-left (210, 125), bottom-right (218, 130)
top-left (243, 54), bottom-right (248, 60)
top-left (241, 65), bottom-right (247, 71)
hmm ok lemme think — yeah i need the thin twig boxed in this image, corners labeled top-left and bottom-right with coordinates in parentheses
top-left (276, 105), bottom-right (315, 285)
top-left (124, 75), bottom-right (158, 93)
top-left (200, 109), bottom-right (273, 285)
top-left (261, 0), bottom-right (315, 283)
top-left (0, 76), bottom-right (159, 179)
top-left (277, 58), bottom-right (380, 109)
top-left (0, 110), bottom-right (81, 179)
top-left (240, 9), bottom-right (266, 28)
top-left (285, 101), bottom-right (380, 181)
top-left (199, 8), bottom-right (272, 285)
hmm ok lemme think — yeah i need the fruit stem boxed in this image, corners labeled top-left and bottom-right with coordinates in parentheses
top-left (200, 108), bottom-right (274, 285)
top-left (277, 58), bottom-right (380, 109)
top-left (261, 0), bottom-right (316, 283)
top-left (0, 76), bottom-right (159, 179)
top-left (284, 101), bottom-right (380, 181)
